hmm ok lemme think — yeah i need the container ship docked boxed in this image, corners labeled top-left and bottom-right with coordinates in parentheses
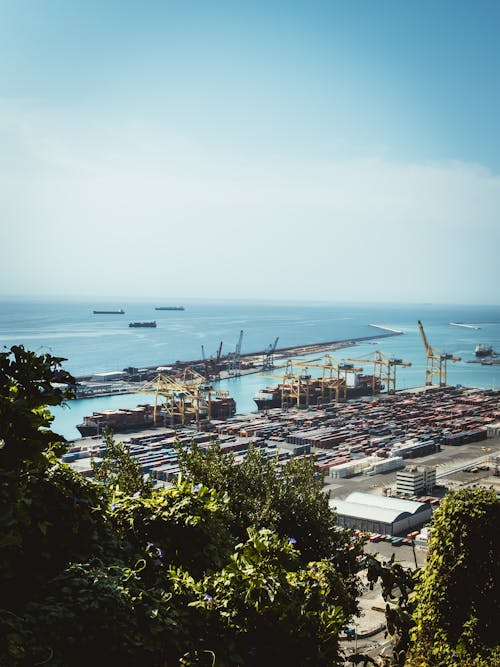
top-left (129, 321), bottom-right (157, 328)
top-left (76, 398), bottom-right (236, 437)
top-left (254, 373), bottom-right (383, 410)
top-left (77, 404), bottom-right (156, 437)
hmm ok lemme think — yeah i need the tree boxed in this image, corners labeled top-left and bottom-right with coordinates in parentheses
top-left (187, 527), bottom-right (353, 666)
top-left (0, 346), bottom-right (364, 666)
top-left (0, 344), bottom-right (74, 473)
top-left (406, 488), bottom-right (500, 666)
top-left (176, 441), bottom-right (365, 610)
top-left (91, 427), bottom-right (154, 497)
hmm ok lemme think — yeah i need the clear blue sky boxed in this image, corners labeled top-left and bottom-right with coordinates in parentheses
top-left (1, 1), bottom-right (499, 303)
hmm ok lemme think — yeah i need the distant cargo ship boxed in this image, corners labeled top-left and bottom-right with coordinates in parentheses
top-left (129, 321), bottom-right (157, 328)
top-left (155, 306), bottom-right (185, 311)
top-left (93, 309), bottom-right (125, 314)
top-left (475, 344), bottom-right (494, 358)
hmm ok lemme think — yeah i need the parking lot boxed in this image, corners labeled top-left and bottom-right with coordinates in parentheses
top-left (324, 436), bottom-right (500, 501)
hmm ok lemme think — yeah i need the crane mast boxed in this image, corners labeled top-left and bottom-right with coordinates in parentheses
top-left (262, 336), bottom-right (279, 370)
top-left (228, 330), bottom-right (244, 376)
top-left (417, 320), bottom-right (460, 386)
top-left (201, 341), bottom-right (223, 381)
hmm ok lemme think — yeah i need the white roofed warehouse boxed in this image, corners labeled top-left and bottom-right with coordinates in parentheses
top-left (329, 492), bottom-right (432, 535)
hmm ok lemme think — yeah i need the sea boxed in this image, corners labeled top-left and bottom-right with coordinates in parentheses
top-left (1, 297), bottom-right (499, 441)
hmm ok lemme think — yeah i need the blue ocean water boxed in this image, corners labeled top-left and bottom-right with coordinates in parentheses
top-left (1, 298), bottom-right (499, 440)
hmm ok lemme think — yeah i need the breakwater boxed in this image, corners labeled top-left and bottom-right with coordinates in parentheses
top-left (75, 330), bottom-right (403, 388)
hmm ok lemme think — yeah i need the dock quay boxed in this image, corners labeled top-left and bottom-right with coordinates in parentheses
top-left (65, 385), bottom-right (500, 497)
top-left (73, 330), bottom-right (403, 399)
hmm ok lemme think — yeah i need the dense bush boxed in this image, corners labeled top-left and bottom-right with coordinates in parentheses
top-left (3, 346), bottom-right (497, 666)
top-left (406, 488), bottom-right (500, 667)
top-left (0, 346), bottom-right (363, 666)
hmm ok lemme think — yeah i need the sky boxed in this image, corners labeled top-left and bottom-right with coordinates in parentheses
top-left (1, 0), bottom-right (499, 304)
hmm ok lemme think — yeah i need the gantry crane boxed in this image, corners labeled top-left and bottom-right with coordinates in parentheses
top-left (262, 336), bottom-right (279, 370)
top-left (294, 355), bottom-right (364, 403)
top-left (201, 341), bottom-right (223, 381)
top-left (228, 330), bottom-right (244, 376)
top-left (179, 367), bottom-right (232, 420)
top-left (136, 373), bottom-right (200, 427)
top-left (342, 350), bottom-right (411, 394)
top-left (136, 369), bottom-right (231, 428)
top-left (417, 320), bottom-right (461, 386)
top-left (259, 356), bottom-right (349, 408)
top-left (271, 359), bottom-right (315, 408)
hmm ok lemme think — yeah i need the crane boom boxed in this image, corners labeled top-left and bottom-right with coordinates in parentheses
top-left (417, 320), bottom-right (461, 386)
top-left (262, 336), bottom-right (280, 370)
top-left (417, 320), bottom-right (433, 356)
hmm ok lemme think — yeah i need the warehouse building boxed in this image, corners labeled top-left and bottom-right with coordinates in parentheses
top-left (329, 491), bottom-right (432, 535)
top-left (329, 455), bottom-right (404, 479)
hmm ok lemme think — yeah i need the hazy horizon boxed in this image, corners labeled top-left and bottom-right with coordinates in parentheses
top-left (2, 293), bottom-right (499, 309)
top-left (1, 2), bottom-right (499, 305)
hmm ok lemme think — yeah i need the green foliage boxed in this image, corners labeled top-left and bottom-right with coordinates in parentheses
top-left (177, 441), bottom-right (364, 582)
top-left (1, 462), bottom-right (113, 610)
top-left (0, 346), bottom-right (362, 666)
top-left (185, 528), bottom-right (352, 666)
top-left (407, 488), bottom-right (500, 667)
top-left (0, 345), bottom-right (74, 471)
top-left (0, 346), bottom-right (96, 612)
top-left (91, 427), bottom-right (154, 497)
top-left (365, 552), bottom-right (417, 667)
top-left (1, 560), bottom-right (200, 667)
top-left (110, 480), bottom-right (233, 578)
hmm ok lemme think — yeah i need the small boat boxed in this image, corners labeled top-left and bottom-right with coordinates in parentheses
top-left (475, 344), bottom-right (493, 357)
top-left (93, 309), bottom-right (125, 314)
top-left (129, 321), bottom-right (157, 328)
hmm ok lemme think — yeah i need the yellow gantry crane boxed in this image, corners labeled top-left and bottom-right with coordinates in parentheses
top-left (417, 320), bottom-right (461, 386)
top-left (342, 350), bottom-right (411, 394)
top-left (294, 354), bottom-right (364, 403)
top-left (259, 358), bottom-right (320, 408)
top-left (136, 369), bottom-right (231, 427)
top-left (259, 355), bottom-right (362, 408)
top-left (260, 359), bottom-right (312, 408)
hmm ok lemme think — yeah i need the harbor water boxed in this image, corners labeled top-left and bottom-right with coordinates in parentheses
top-left (1, 298), bottom-right (499, 440)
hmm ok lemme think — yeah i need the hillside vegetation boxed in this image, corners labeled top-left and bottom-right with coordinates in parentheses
top-left (1, 346), bottom-right (498, 666)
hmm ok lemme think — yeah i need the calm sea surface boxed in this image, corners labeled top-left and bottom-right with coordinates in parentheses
top-left (1, 298), bottom-right (499, 440)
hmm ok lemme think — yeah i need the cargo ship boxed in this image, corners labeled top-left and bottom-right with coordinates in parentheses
top-left (155, 306), bottom-right (185, 311)
top-left (475, 344), bottom-right (494, 358)
top-left (76, 397), bottom-right (236, 437)
top-left (254, 374), bottom-right (383, 410)
top-left (77, 404), bottom-right (155, 437)
top-left (93, 309), bottom-right (125, 314)
top-left (129, 321), bottom-right (157, 328)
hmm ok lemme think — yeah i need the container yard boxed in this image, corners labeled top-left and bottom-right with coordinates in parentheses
top-left (65, 386), bottom-right (500, 500)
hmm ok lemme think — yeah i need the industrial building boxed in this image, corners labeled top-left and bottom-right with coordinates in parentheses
top-left (329, 455), bottom-right (404, 478)
top-left (329, 491), bottom-right (432, 535)
top-left (396, 466), bottom-right (436, 496)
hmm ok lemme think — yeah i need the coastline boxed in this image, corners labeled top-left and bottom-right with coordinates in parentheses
top-left (73, 330), bottom-right (403, 397)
